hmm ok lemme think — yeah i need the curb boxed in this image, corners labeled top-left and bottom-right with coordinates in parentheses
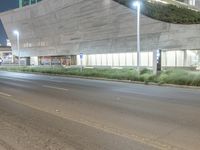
top-left (67, 75), bottom-right (200, 90)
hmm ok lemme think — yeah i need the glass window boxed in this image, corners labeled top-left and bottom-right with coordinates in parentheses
top-left (20, 0), bottom-right (43, 7)
top-left (22, 0), bottom-right (29, 7)
top-left (31, 0), bottom-right (37, 4)
top-left (189, 0), bottom-right (195, 6)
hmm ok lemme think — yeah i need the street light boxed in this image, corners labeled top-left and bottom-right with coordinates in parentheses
top-left (13, 30), bottom-right (20, 66)
top-left (133, 0), bottom-right (141, 71)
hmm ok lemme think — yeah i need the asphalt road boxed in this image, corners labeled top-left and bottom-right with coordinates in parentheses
top-left (0, 71), bottom-right (200, 150)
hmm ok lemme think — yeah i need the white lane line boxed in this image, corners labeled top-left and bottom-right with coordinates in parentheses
top-left (0, 92), bottom-right (11, 97)
top-left (0, 77), bottom-right (34, 83)
top-left (43, 85), bottom-right (69, 92)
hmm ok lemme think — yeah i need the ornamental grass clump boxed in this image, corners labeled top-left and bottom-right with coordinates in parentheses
top-left (159, 69), bottom-right (200, 86)
top-left (1, 66), bottom-right (200, 86)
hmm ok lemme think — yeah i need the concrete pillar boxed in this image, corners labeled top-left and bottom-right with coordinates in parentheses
top-left (165, 51), bottom-right (167, 67)
top-left (175, 51), bottom-right (177, 67)
top-left (112, 54), bottom-right (114, 67)
top-left (198, 52), bottom-right (200, 64)
top-left (184, 50), bottom-right (188, 66)
top-left (153, 49), bottom-right (161, 75)
top-left (132, 53), bottom-right (134, 66)
top-left (153, 49), bottom-right (157, 75)
top-left (118, 54), bottom-right (120, 66)
top-left (86, 55), bottom-right (89, 66)
top-left (100, 55), bottom-right (102, 66)
top-left (50, 56), bottom-right (52, 66)
top-left (26, 57), bottom-right (31, 66)
top-left (12, 55), bottom-right (15, 63)
top-left (148, 51), bottom-right (150, 67)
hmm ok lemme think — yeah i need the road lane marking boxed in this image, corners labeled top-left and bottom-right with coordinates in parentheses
top-left (0, 94), bottom-right (182, 150)
top-left (0, 77), bottom-right (34, 84)
top-left (0, 92), bottom-right (11, 97)
top-left (43, 85), bottom-right (69, 92)
top-left (0, 139), bottom-right (15, 150)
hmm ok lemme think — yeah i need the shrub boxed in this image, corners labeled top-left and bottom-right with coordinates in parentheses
top-left (159, 69), bottom-right (200, 86)
top-left (113, 0), bottom-right (200, 24)
top-left (140, 68), bottom-right (152, 75)
top-left (1, 66), bottom-right (200, 86)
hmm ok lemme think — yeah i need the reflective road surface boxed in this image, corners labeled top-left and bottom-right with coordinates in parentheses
top-left (0, 71), bottom-right (200, 150)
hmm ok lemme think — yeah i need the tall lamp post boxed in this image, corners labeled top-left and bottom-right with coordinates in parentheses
top-left (133, 1), bottom-right (141, 71)
top-left (13, 30), bottom-right (20, 66)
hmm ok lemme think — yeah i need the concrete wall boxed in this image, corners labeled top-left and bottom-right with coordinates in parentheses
top-left (0, 0), bottom-right (200, 57)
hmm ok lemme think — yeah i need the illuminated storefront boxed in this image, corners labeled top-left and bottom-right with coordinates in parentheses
top-left (76, 50), bottom-right (200, 68)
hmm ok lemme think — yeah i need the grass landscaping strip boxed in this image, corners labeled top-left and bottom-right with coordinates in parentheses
top-left (114, 0), bottom-right (200, 24)
top-left (0, 66), bottom-right (200, 87)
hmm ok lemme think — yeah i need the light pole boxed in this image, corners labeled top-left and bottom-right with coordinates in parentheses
top-left (13, 30), bottom-right (20, 66)
top-left (133, 1), bottom-right (141, 71)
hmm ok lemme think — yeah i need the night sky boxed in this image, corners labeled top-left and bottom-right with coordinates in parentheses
top-left (0, 0), bottom-right (18, 46)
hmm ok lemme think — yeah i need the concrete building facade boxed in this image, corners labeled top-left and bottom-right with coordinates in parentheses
top-left (0, 0), bottom-right (200, 67)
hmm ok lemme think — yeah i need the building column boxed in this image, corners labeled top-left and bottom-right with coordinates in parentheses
top-left (153, 49), bottom-right (157, 74)
top-left (175, 51), bottom-right (177, 67)
top-left (198, 52), bottom-right (200, 64)
top-left (184, 50), bottom-right (188, 66)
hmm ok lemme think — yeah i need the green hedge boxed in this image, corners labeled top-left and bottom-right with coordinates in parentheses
top-left (113, 0), bottom-right (200, 24)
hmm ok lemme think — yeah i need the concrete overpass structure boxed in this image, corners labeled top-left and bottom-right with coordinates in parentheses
top-left (0, 0), bottom-right (200, 67)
